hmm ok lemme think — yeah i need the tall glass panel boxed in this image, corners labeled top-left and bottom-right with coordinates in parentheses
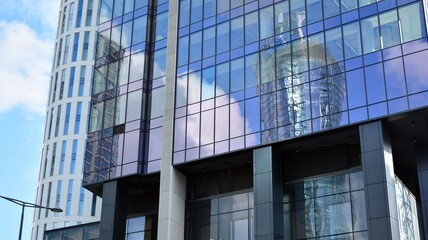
top-left (343, 22), bottom-right (362, 59)
top-left (361, 16), bottom-right (380, 54)
top-left (399, 2), bottom-right (426, 42)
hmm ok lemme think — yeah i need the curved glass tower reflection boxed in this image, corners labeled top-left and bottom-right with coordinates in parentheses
top-left (31, 0), bottom-right (101, 239)
top-left (258, 10), bottom-right (346, 143)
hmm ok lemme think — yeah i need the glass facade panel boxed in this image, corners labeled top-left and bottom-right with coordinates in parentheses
top-left (284, 171), bottom-right (367, 239)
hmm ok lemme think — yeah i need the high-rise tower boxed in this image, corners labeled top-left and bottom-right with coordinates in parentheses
top-left (31, 0), bottom-right (101, 239)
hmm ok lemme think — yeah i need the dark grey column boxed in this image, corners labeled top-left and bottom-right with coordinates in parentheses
top-left (253, 146), bottom-right (283, 240)
top-left (359, 121), bottom-right (400, 240)
top-left (99, 180), bottom-right (128, 240)
top-left (416, 144), bottom-right (428, 240)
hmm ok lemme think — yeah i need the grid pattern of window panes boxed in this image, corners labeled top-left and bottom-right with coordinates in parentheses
top-left (186, 191), bottom-right (254, 240)
top-left (126, 214), bottom-right (157, 240)
top-left (85, 0), bottom-right (169, 184)
top-left (283, 171), bottom-right (367, 239)
top-left (173, 0), bottom-right (428, 164)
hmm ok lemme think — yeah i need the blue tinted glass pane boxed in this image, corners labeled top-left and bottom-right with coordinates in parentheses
top-left (349, 107), bottom-right (367, 123)
top-left (361, 16), bottom-right (380, 54)
top-left (231, 17), bottom-right (244, 49)
top-left (388, 97), bottom-right (408, 114)
top-left (202, 67), bottom-right (215, 100)
top-left (132, 16), bottom-right (147, 44)
top-left (404, 50), bottom-right (428, 94)
top-left (216, 63), bottom-right (229, 96)
top-left (306, 0), bottom-right (322, 24)
top-left (245, 97), bottom-right (260, 134)
top-left (245, 12), bottom-right (259, 45)
top-left (365, 63), bottom-right (385, 104)
top-left (368, 102), bottom-right (388, 119)
top-left (245, 53), bottom-right (259, 88)
top-left (346, 69), bottom-right (366, 109)
top-left (343, 22), bottom-right (361, 59)
top-left (231, 58), bottom-right (245, 92)
top-left (191, 0), bottom-right (202, 23)
top-left (399, 2), bottom-right (426, 42)
top-left (384, 58), bottom-right (406, 99)
top-left (180, 0), bottom-right (190, 27)
top-left (203, 27), bottom-right (216, 58)
top-left (178, 36), bottom-right (189, 66)
top-left (189, 31), bottom-right (202, 62)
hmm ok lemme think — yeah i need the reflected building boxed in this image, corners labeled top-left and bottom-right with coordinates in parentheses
top-left (45, 0), bottom-right (428, 239)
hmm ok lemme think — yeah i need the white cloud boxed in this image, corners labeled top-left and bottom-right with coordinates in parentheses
top-left (0, 21), bottom-right (54, 115)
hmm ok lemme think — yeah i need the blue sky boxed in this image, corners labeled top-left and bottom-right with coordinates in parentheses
top-left (0, 1), bottom-right (59, 239)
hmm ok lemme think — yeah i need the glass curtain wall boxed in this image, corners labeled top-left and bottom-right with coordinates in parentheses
top-left (85, 0), bottom-right (168, 185)
top-left (283, 171), bottom-right (367, 239)
top-left (174, 0), bottom-right (428, 164)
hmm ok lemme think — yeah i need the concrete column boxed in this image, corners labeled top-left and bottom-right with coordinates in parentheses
top-left (253, 146), bottom-right (283, 240)
top-left (157, 0), bottom-right (187, 239)
top-left (359, 121), bottom-right (400, 240)
top-left (416, 144), bottom-right (428, 240)
top-left (99, 180), bottom-right (128, 240)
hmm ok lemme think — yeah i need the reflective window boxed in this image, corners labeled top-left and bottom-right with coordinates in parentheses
top-left (64, 103), bottom-right (71, 135)
top-left (346, 69), bottom-right (366, 109)
top-left (82, 31), bottom-right (90, 60)
top-left (404, 50), bottom-right (428, 94)
top-left (155, 11), bottom-right (169, 41)
top-left (384, 58), bottom-right (406, 99)
top-left (68, 67), bottom-right (75, 97)
top-left (399, 2), bottom-right (426, 42)
top-left (132, 16), bottom-right (148, 44)
top-left (365, 63), bottom-right (385, 104)
top-left (72, 33), bottom-right (79, 62)
top-left (75, 102), bottom-right (82, 134)
top-left (361, 16), bottom-right (380, 54)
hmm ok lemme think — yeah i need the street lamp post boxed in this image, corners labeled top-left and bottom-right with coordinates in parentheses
top-left (0, 195), bottom-right (63, 240)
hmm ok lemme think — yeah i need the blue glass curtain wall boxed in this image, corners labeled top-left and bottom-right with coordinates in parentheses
top-left (173, 0), bottom-right (428, 164)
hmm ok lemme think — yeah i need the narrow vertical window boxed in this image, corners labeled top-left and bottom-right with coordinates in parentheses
top-left (50, 143), bottom-right (57, 176)
top-left (70, 140), bottom-right (78, 174)
top-left (75, 0), bottom-right (84, 28)
top-left (45, 182), bottom-right (52, 217)
top-left (68, 67), bottom-right (76, 97)
top-left (72, 33), bottom-right (79, 62)
top-left (54, 105), bottom-right (62, 137)
top-left (38, 185), bottom-right (44, 219)
top-left (85, 0), bottom-right (94, 26)
top-left (63, 35), bottom-right (70, 64)
top-left (59, 69), bottom-right (66, 100)
top-left (57, 39), bottom-right (62, 67)
top-left (55, 180), bottom-right (62, 216)
top-left (75, 102), bottom-right (82, 134)
top-left (64, 103), bottom-right (71, 135)
top-left (67, 2), bottom-right (75, 30)
top-left (82, 32), bottom-right (90, 60)
top-left (78, 186), bottom-right (85, 216)
top-left (91, 194), bottom-right (97, 216)
top-left (66, 180), bottom-right (73, 216)
top-left (59, 141), bottom-right (67, 174)
top-left (78, 66), bottom-right (86, 96)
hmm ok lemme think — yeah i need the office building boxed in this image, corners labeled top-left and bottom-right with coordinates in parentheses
top-left (47, 0), bottom-right (428, 239)
top-left (32, 0), bottom-right (102, 239)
